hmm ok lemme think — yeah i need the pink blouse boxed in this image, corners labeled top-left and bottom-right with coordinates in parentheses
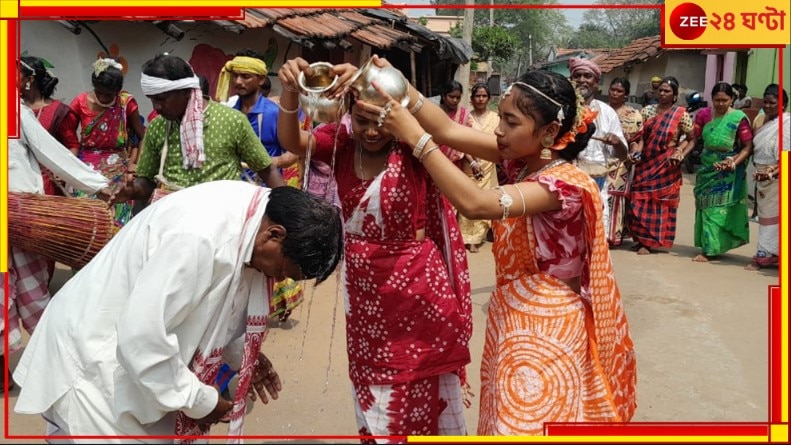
top-left (531, 175), bottom-right (587, 279)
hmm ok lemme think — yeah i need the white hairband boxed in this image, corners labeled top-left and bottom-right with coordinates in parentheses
top-left (141, 73), bottom-right (200, 96)
top-left (20, 60), bottom-right (34, 73)
top-left (506, 81), bottom-right (566, 124)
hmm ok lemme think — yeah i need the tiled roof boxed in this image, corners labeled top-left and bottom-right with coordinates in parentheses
top-left (232, 8), bottom-right (415, 50)
top-left (597, 35), bottom-right (703, 73)
top-left (555, 48), bottom-right (611, 57)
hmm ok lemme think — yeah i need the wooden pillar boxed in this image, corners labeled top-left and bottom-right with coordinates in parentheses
top-left (410, 51), bottom-right (417, 86)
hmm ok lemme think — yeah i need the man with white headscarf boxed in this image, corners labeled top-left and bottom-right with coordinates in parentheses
top-left (568, 57), bottom-right (628, 240)
top-left (112, 54), bottom-right (285, 206)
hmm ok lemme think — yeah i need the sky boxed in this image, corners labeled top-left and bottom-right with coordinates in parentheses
top-left (401, 0), bottom-right (586, 29)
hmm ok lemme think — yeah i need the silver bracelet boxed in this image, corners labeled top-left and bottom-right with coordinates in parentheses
top-left (419, 145), bottom-right (440, 162)
top-left (494, 186), bottom-right (514, 220)
top-left (278, 102), bottom-right (299, 115)
top-left (412, 132), bottom-right (432, 158)
top-left (409, 93), bottom-right (425, 114)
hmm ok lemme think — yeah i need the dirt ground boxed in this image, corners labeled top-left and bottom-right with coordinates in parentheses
top-left (2, 172), bottom-right (778, 442)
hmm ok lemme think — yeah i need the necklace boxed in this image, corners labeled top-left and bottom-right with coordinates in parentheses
top-left (356, 142), bottom-right (365, 183)
top-left (357, 140), bottom-right (394, 183)
top-left (516, 158), bottom-right (568, 182)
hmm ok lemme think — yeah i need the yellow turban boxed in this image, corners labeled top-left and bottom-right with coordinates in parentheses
top-left (651, 76), bottom-right (662, 82)
top-left (215, 56), bottom-right (268, 102)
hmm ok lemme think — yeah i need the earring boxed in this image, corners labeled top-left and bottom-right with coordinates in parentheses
top-left (540, 135), bottom-right (553, 159)
top-left (24, 82), bottom-right (30, 91)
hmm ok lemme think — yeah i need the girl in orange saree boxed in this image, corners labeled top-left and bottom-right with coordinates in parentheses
top-left (360, 65), bottom-right (637, 436)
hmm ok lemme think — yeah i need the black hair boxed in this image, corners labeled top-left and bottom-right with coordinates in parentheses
top-left (264, 187), bottom-right (343, 284)
top-left (91, 57), bottom-right (124, 93)
top-left (21, 56), bottom-right (59, 99)
top-left (470, 82), bottom-right (490, 99)
top-left (711, 81), bottom-right (736, 99)
top-left (659, 76), bottom-right (680, 103)
top-left (141, 53), bottom-right (195, 81)
top-left (763, 83), bottom-right (788, 111)
top-left (440, 80), bottom-right (463, 104)
top-left (511, 70), bottom-right (595, 161)
top-left (262, 76), bottom-right (272, 92)
top-left (610, 77), bottom-right (631, 95)
top-left (197, 74), bottom-right (210, 97)
top-left (235, 48), bottom-right (266, 62)
top-left (732, 83), bottom-right (747, 94)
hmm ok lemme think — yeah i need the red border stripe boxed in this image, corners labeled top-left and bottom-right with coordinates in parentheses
top-left (545, 423), bottom-right (771, 436)
top-left (19, 7), bottom-right (244, 18)
top-left (769, 286), bottom-right (782, 423)
top-left (6, 20), bottom-right (18, 139)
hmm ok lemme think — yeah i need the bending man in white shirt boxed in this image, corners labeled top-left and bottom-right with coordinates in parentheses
top-left (13, 181), bottom-right (343, 442)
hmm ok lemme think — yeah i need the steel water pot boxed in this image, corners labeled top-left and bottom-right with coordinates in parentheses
top-left (298, 62), bottom-right (346, 123)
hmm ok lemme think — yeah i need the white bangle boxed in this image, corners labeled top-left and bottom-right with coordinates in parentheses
top-left (412, 132), bottom-right (432, 158)
top-left (513, 184), bottom-right (526, 216)
top-left (278, 102), bottom-right (299, 114)
top-left (419, 145), bottom-right (440, 162)
top-left (409, 93), bottom-right (425, 114)
top-left (494, 186), bottom-right (514, 220)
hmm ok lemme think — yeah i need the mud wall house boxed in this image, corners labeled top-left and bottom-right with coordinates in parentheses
top-left (597, 35), bottom-right (707, 107)
top-left (20, 10), bottom-right (470, 121)
top-left (703, 45), bottom-right (790, 118)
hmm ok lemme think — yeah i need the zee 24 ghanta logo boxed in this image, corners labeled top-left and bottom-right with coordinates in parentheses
top-left (668, 2), bottom-right (786, 41)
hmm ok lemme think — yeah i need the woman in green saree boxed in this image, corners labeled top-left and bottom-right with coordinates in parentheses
top-left (691, 82), bottom-right (753, 262)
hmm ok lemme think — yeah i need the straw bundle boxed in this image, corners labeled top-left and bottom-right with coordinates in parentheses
top-left (8, 192), bottom-right (118, 269)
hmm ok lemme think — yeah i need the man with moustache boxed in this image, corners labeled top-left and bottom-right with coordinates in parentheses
top-left (217, 49), bottom-right (300, 180)
top-left (111, 53), bottom-right (285, 206)
top-left (568, 57), bottom-right (628, 239)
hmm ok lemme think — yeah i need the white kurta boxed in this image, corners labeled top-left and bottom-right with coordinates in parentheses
top-left (1, 102), bottom-right (109, 356)
top-left (13, 180), bottom-right (272, 440)
top-left (576, 99), bottom-right (627, 232)
top-left (9, 102), bottom-right (107, 194)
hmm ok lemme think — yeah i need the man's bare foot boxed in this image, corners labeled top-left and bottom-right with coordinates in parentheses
top-left (637, 247), bottom-right (651, 255)
top-left (744, 262), bottom-right (761, 271)
top-left (692, 254), bottom-right (709, 262)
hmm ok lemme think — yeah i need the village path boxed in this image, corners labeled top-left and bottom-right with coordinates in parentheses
top-left (2, 172), bottom-right (778, 442)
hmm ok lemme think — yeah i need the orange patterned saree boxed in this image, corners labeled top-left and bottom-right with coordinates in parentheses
top-left (478, 163), bottom-right (637, 435)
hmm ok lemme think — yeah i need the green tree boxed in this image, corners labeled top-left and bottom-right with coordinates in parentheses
top-left (434, 0), bottom-right (571, 78)
top-left (570, 0), bottom-right (662, 47)
top-left (566, 23), bottom-right (614, 49)
top-left (450, 24), bottom-right (519, 67)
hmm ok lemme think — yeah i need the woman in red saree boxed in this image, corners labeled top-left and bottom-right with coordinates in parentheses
top-left (70, 58), bottom-right (146, 226)
top-left (626, 76), bottom-right (695, 255)
top-left (358, 64), bottom-right (637, 436)
top-left (277, 58), bottom-right (473, 441)
top-left (20, 56), bottom-right (80, 196)
top-left (438, 80), bottom-right (473, 168)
